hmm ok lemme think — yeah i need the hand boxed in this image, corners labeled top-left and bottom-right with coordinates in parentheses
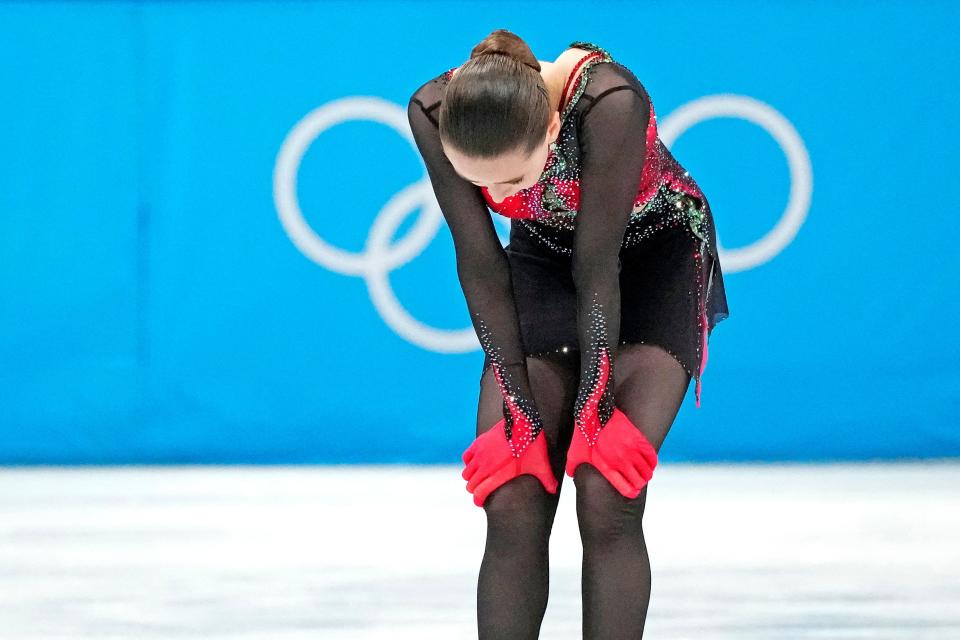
top-left (564, 347), bottom-right (657, 498)
top-left (462, 417), bottom-right (558, 507)
top-left (565, 406), bottom-right (657, 499)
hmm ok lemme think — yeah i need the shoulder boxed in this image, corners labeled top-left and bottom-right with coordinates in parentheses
top-left (572, 63), bottom-right (651, 141)
top-left (578, 61), bottom-right (650, 112)
top-left (408, 69), bottom-right (453, 124)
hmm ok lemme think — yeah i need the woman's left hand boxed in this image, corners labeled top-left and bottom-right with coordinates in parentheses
top-left (565, 406), bottom-right (658, 499)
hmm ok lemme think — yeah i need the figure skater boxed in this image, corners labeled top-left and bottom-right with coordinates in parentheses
top-left (407, 29), bottom-right (730, 639)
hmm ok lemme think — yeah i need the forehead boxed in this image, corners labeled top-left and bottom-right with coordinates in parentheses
top-left (444, 145), bottom-right (532, 182)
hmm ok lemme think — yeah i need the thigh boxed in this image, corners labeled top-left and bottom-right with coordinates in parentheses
top-left (573, 343), bottom-right (690, 525)
top-left (476, 352), bottom-right (580, 519)
top-left (612, 342), bottom-right (691, 452)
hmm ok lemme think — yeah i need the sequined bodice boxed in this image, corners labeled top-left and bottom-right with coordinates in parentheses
top-left (439, 41), bottom-right (715, 259)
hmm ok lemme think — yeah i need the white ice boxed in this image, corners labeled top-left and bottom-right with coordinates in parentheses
top-left (0, 462), bottom-right (957, 639)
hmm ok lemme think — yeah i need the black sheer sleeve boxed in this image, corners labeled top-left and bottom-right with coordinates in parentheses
top-left (570, 84), bottom-right (651, 431)
top-left (407, 91), bottom-right (545, 450)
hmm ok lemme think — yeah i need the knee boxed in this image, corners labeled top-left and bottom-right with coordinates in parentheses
top-left (574, 465), bottom-right (647, 548)
top-left (483, 475), bottom-right (555, 549)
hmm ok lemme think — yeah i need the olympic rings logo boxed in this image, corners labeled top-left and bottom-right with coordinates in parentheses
top-left (273, 94), bottom-right (812, 353)
top-left (657, 94), bottom-right (813, 272)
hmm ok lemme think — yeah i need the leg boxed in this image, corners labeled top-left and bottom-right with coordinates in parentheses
top-left (573, 343), bottom-right (690, 639)
top-left (475, 352), bottom-right (579, 640)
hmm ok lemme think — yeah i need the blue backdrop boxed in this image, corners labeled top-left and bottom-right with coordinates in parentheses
top-left (1, 1), bottom-right (957, 464)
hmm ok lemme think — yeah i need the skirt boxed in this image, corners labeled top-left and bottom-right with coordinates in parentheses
top-left (481, 195), bottom-right (730, 407)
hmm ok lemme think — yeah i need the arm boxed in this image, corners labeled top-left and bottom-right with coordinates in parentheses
top-left (565, 85), bottom-right (659, 496)
top-left (572, 86), bottom-right (650, 430)
top-left (407, 94), bottom-right (557, 505)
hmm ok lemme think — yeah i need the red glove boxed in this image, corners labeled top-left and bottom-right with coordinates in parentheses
top-left (461, 365), bottom-right (559, 508)
top-left (564, 348), bottom-right (658, 499)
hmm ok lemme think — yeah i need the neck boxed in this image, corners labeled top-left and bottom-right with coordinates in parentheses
top-left (538, 61), bottom-right (565, 114)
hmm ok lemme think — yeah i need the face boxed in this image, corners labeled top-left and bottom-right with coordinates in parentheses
top-left (444, 112), bottom-right (561, 203)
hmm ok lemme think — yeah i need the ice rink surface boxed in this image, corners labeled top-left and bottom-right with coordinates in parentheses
top-left (1, 461), bottom-right (958, 639)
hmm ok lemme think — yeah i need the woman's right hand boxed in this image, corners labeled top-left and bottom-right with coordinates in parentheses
top-left (463, 356), bottom-right (558, 507)
top-left (461, 396), bottom-right (558, 508)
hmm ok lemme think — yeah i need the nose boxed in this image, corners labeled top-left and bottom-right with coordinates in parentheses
top-left (489, 187), bottom-right (514, 202)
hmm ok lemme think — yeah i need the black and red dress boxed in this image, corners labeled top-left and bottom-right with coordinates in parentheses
top-left (408, 40), bottom-right (730, 448)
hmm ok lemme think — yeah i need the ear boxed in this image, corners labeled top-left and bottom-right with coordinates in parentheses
top-left (546, 111), bottom-right (562, 144)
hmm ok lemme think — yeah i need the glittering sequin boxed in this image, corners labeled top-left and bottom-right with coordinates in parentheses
top-left (475, 316), bottom-right (544, 456)
top-left (572, 293), bottom-right (616, 441)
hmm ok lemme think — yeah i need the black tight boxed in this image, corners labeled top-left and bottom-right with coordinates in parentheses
top-left (474, 343), bottom-right (690, 640)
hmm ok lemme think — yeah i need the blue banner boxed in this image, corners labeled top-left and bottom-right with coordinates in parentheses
top-left (1, 2), bottom-right (957, 463)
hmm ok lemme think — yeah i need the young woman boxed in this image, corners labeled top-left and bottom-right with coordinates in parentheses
top-left (407, 29), bottom-right (730, 639)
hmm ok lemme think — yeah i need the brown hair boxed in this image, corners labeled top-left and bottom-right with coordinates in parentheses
top-left (438, 29), bottom-right (551, 160)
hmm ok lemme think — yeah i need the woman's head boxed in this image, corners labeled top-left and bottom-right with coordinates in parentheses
top-left (439, 29), bottom-right (561, 202)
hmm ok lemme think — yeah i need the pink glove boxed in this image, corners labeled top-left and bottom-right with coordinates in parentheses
top-left (461, 366), bottom-right (559, 508)
top-left (564, 348), bottom-right (658, 499)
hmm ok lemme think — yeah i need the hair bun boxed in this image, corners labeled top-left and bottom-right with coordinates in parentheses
top-left (469, 28), bottom-right (541, 72)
